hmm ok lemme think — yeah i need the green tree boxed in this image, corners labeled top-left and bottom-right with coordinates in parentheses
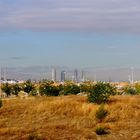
top-left (29, 89), bottom-right (38, 96)
top-left (1, 83), bottom-right (12, 96)
top-left (135, 83), bottom-right (140, 94)
top-left (88, 82), bottom-right (116, 104)
top-left (22, 80), bottom-right (35, 94)
top-left (80, 83), bottom-right (94, 93)
top-left (11, 84), bottom-right (21, 96)
top-left (39, 81), bottom-right (60, 96)
top-left (124, 86), bottom-right (138, 95)
top-left (61, 83), bottom-right (80, 95)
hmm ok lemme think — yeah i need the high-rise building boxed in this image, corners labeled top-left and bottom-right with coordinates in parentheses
top-left (74, 69), bottom-right (78, 82)
top-left (81, 70), bottom-right (85, 82)
top-left (52, 68), bottom-right (56, 82)
top-left (61, 71), bottom-right (66, 82)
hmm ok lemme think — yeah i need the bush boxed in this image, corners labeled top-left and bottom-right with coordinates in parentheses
top-left (62, 84), bottom-right (80, 95)
top-left (135, 83), bottom-right (140, 94)
top-left (124, 86), bottom-right (138, 95)
top-left (11, 84), bottom-right (21, 96)
top-left (39, 81), bottom-right (60, 96)
top-left (29, 89), bottom-right (38, 96)
top-left (88, 82), bottom-right (116, 104)
top-left (0, 99), bottom-right (2, 108)
top-left (1, 83), bottom-right (12, 96)
top-left (95, 105), bottom-right (108, 122)
top-left (22, 80), bottom-right (35, 94)
top-left (80, 83), bottom-right (94, 93)
top-left (95, 126), bottom-right (109, 135)
top-left (88, 92), bottom-right (109, 104)
top-left (27, 133), bottom-right (41, 140)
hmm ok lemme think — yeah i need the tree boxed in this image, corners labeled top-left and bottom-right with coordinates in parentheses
top-left (11, 84), bottom-right (21, 96)
top-left (1, 83), bottom-right (12, 96)
top-left (135, 83), bottom-right (140, 94)
top-left (80, 83), bottom-right (94, 93)
top-left (124, 86), bottom-right (138, 95)
top-left (22, 80), bottom-right (35, 94)
top-left (39, 81), bottom-right (60, 96)
top-left (88, 82), bottom-right (116, 104)
top-left (61, 83), bottom-right (80, 95)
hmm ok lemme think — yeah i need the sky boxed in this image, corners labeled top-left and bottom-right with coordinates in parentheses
top-left (0, 0), bottom-right (140, 69)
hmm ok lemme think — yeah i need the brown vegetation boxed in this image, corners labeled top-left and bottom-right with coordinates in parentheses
top-left (0, 95), bottom-right (140, 140)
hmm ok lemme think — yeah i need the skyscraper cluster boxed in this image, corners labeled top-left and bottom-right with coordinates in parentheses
top-left (51, 69), bottom-right (85, 82)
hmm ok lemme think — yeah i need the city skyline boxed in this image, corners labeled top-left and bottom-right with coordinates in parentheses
top-left (0, 66), bottom-right (139, 82)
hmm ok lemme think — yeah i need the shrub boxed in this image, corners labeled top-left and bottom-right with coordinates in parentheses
top-left (88, 92), bottom-right (109, 104)
top-left (11, 84), bottom-right (21, 96)
top-left (135, 83), bottom-right (140, 94)
top-left (0, 99), bottom-right (2, 108)
top-left (88, 82), bottom-right (116, 104)
top-left (95, 126), bottom-right (109, 135)
top-left (27, 133), bottom-right (41, 140)
top-left (80, 83), bottom-right (94, 93)
top-left (39, 81), bottom-right (60, 96)
top-left (29, 89), bottom-right (38, 96)
top-left (1, 83), bottom-right (12, 96)
top-left (22, 80), bottom-right (35, 94)
top-left (62, 84), bottom-right (80, 95)
top-left (124, 86), bottom-right (138, 95)
top-left (95, 105), bottom-right (108, 122)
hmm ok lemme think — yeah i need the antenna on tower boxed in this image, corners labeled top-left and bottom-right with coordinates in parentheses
top-left (128, 75), bottom-right (131, 83)
top-left (128, 67), bottom-right (134, 84)
top-left (131, 67), bottom-right (134, 84)
top-left (94, 73), bottom-right (96, 82)
top-left (94, 69), bottom-right (97, 82)
top-left (4, 67), bottom-right (6, 81)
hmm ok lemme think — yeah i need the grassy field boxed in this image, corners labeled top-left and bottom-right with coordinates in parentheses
top-left (0, 95), bottom-right (140, 140)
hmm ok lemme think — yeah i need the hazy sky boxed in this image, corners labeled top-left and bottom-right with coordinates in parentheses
top-left (0, 0), bottom-right (140, 69)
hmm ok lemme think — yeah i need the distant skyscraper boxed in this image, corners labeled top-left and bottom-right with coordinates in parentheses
top-left (74, 69), bottom-right (78, 82)
top-left (61, 71), bottom-right (66, 82)
top-left (81, 70), bottom-right (85, 82)
top-left (3, 67), bottom-right (6, 81)
top-left (52, 68), bottom-right (56, 82)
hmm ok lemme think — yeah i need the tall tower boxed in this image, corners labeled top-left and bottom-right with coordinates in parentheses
top-left (61, 71), bottom-right (66, 82)
top-left (81, 70), bottom-right (85, 82)
top-left (129, 67), bottom-right (134, 84)
top-left (74, 69), bottom-right (78, 82)
top-left (3, 67), bottom-right (6, 81)
top-left (52, 68), bottom-right (56, 82)
top-left (131, 67), bottom-right (134, 84)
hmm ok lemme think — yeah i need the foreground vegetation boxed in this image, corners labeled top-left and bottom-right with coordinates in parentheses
top-left (2, 80), bottom-right (140, 97)
top-left (1, 80), bottom-right (117, 104)
top-left (0, 95), bottom-right (140, 140)
top-left (1, 81), bottom-right (140, 139)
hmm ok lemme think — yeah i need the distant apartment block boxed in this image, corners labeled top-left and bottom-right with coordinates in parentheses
top-left (52, 68), bottom-right (56, 82)
top-left (61, 71), bottom-right (66, 82)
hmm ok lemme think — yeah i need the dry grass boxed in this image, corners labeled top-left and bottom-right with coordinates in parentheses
top-left (0, 95), bottom-right (140, 140)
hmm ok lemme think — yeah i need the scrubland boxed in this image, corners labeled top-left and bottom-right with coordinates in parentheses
top-left (0, 95), bottom-right (140, 140)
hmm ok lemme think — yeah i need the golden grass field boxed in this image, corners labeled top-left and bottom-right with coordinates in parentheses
top-left (0, 95), bottom-right (140, 140)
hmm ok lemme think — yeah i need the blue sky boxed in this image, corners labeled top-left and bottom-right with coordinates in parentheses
top-left (0, 0), bottom-right (140, 69)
